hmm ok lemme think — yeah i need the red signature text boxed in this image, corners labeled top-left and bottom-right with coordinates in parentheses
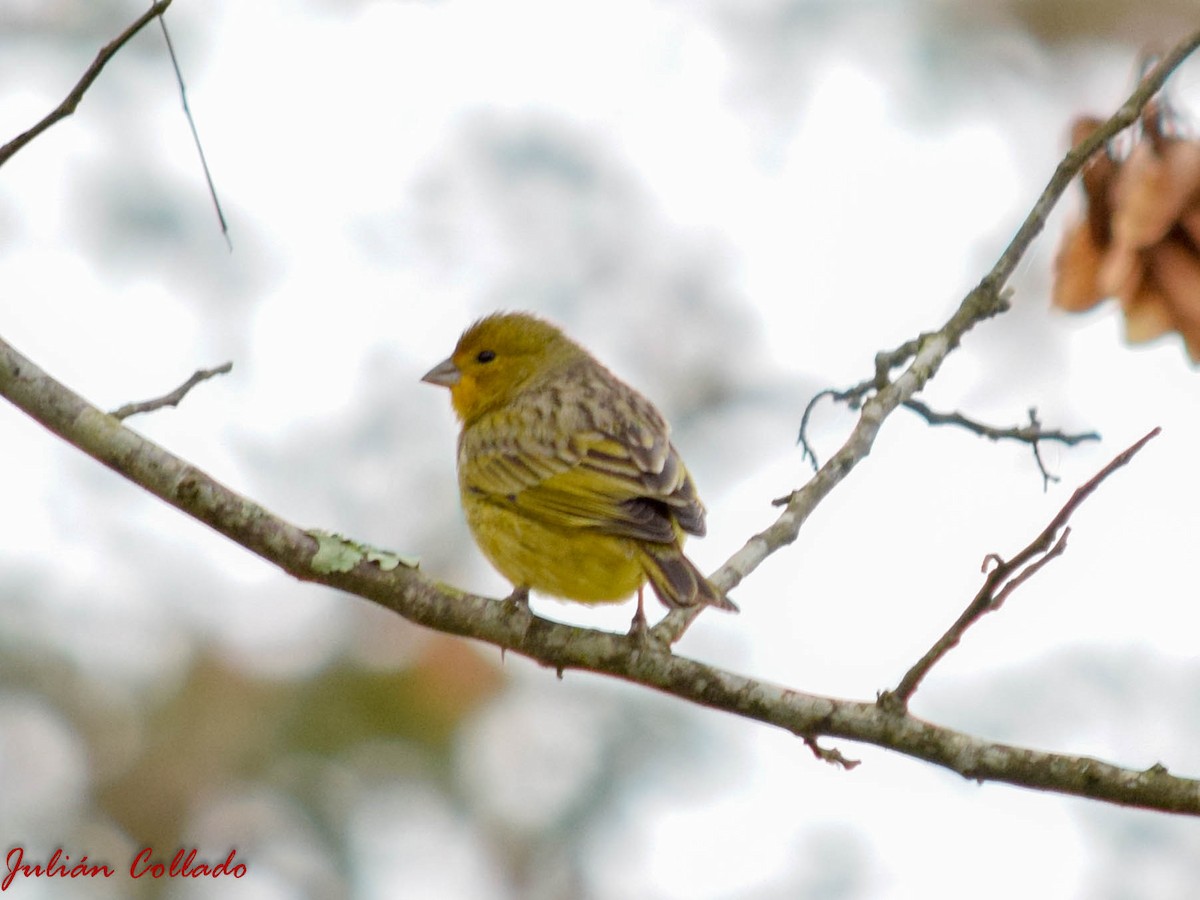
top-left (2, 846), bottom-right (247, 891)
top-left (3, 848), bottom-right (115, 892)
top-left (130, 848), bottom-right (247, 880)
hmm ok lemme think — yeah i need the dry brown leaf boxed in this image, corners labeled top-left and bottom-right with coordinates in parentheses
top-left (1162, 139), bottom-right (1200, 198)
top-left (1121, 274), bottom-right (1177, 343)
top-left (1179, 205), bottom-right (1200, 249)
top-left (1056, 97), bottom-right (1200, 362)
top-left (1053, 220), bottom-right (1106, 311)
top-left (1112, 141), bottom-right (1173, 248)
top-left (1147, 237), bottom-right (1200, 360)
top-left (1097, 242), bottom-right (1144, 302)
top-left (1137, 138), bottom-right (1200, 243)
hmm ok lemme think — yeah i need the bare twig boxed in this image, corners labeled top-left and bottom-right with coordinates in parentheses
top-left (158, 15), bottom-right (231, 249)
top-left (0, 1), bottom-right (174, 168)
top-left (903, 401), bottom-right (1100, 489)
top-left (1027, 408), bottom-right (1061, 491)
top-left (804, 736), bottom-right (861, 770)
top-left (796, 388), bottom-right (840, 470)
top-left (109, 362), bottom-right (232, 420)
top-left (881, 427), bottom-right (1161, 711)
top-left (902, 401), bottom-right (1100, 449)
top-left (990, 527), bottom-right (1070, 608)
top-left (796, 336), bottom-right (932, 470)
top-left (801, 394), bottom-right (1099, 477)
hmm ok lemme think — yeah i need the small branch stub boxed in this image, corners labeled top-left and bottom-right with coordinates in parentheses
top-left (110, 362), bottom-right (233, 420)
top-left (804, 736), bottom-right (861, 770)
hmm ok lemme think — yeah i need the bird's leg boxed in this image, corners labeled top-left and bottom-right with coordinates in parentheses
top-left (628, 586), bottom-right (649, 640)
top-left (502, 585), bottom-right (531, 608)
top-left (500, 587), bottom-right (532, 664)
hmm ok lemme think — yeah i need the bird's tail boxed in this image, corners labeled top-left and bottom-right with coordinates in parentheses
top-left (639, 545), bottom-right (738, 612)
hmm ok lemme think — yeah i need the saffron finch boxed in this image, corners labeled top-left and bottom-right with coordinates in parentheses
top-left (422, 312), bottom-right (736, 623)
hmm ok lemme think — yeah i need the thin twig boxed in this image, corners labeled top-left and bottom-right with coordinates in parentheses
top-left (903, 400), bottom-right (1100, 488)
top-left (804, 395), bottom-right (1099, 477)
top-left (990, 528), bottom-right (1070, 609)
top-left (881, 427), bottom-right (1161, 711)
top-left (158, 15), bottom-right (231, 250)
top-left (0, 1), bottom-right (174, 168)
top-left (804, 736), bottom-right (861, 770)
top-left (797, 388), bottom-right (840, 470)
top-left (1026, 408), bottom-right (1060, 491)
top-left (798, 337), bottom-right (946, 471)
top-left (109, 362), bottom-right (232, 420)
top-left (902, 400), bottom-right (1100, 448)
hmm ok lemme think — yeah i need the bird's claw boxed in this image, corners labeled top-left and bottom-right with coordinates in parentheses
top-left (503, 585), bottom-right (530, 606)
top-left (626, 606), bottom-right (668, 652)
top-left (628, 607), bottom-right (647, 638)
top-left (500, 586), bottom-right (533, 620)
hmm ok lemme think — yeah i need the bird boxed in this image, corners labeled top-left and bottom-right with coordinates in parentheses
top-left (421, 311), bottom-right (736, 631)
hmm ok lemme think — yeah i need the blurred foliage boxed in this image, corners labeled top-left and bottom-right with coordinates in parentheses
top-left (93, 638), bottom-right (505, 846)
top-left (0, 625), bottom-right (505, 894)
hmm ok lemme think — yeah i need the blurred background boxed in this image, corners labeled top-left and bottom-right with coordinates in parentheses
top-left (2, 0), bottom-right (1199, 897)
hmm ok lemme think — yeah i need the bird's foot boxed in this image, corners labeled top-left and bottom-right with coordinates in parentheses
top-left (628, 604), bottom-right (648, 640)
top-left (502, 585), bottom-right (531, 614)
top-left (626, 588), bottom-right (666, 651)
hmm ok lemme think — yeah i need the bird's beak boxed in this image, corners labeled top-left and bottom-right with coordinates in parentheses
top-left (421, 357), bottom-right (461, 388)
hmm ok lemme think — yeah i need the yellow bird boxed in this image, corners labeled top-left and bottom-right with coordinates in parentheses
top-left (422, 312), bottom-right (736, 627)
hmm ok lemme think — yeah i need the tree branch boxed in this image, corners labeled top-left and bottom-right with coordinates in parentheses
top-left (798, 392), bottom-right (1099, 478)
top-left (157, 14), bottom-right (231, 249)
top-left (2, 335), bottom-right (1197, 815)
top-left (882, 427), bottom-right (1161, 710)
top-left (0, 0), bottom-right (174, 169)
top-left (110, 362), bottom-right (233, 420)
top-left (901, 400), bottom-right (1100, 449)
top-left (902, 402), bottom-right (1100, 489)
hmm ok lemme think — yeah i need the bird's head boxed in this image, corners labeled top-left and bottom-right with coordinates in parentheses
top-left (422, 312), bottom-right (582, 423)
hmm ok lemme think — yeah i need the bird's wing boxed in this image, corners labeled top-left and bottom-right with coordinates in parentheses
top-left (458, 365), bottom-right (706, 543)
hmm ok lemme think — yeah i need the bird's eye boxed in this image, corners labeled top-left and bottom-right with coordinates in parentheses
top-left (476, 350), bottom-right (496, 363)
